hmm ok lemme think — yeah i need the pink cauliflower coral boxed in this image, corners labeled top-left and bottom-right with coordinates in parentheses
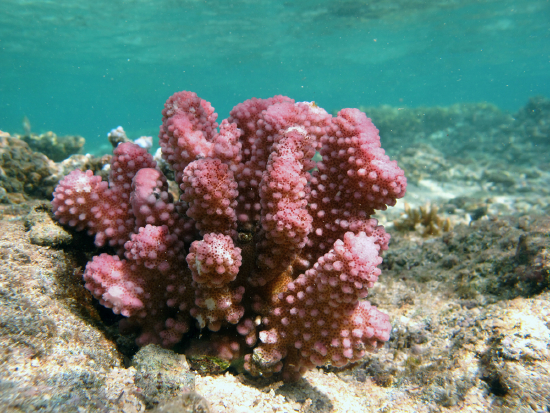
top-left (52, 91), bottom-right (406, 379)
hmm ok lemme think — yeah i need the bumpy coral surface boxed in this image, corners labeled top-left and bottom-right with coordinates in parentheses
top-left (51, 91), bottom-right (407, 379)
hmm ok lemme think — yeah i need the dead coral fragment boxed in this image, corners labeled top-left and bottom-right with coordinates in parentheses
top-left (394, 202), bottom-right (452, 237)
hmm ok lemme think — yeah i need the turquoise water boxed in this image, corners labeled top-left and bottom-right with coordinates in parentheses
top-left (1, 0), bottom-right (549, 153)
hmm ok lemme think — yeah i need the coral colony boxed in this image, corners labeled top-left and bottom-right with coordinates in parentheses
top-left (51, 91), bottom-right (407, 380)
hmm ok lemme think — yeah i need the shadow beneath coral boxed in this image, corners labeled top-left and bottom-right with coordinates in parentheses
top-left (277, 379), bottom-right (334, 412)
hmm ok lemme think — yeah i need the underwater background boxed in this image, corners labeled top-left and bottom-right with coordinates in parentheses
top-left (1, 0), bottom-right (549, 154)
top-left (2, 2), bottom-right (550, 411)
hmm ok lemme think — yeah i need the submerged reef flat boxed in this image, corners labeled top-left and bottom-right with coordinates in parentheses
top-left (368, 96), bottom-right (550, 226)
top-left (358, 96), bottom-right (550, 207)
top-left (0, 96), bottom-right (549, 412)
top-left (357, 96), bottom-right (550, 164)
